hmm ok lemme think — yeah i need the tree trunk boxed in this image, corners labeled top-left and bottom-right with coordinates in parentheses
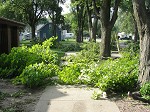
top-left (31, 25), bottom-right (36, 41)
top-left (92, 16), bottom-right (98, 42)
top-left (76, 27), bottom-right (82, 42)
top-left (132, 14), bottom-right (139, 42)
top-left (86, 0), bottom-right (97, 42)
top-left (99, 0), bottom-right (112, 57)
top-left (52, 12), bottom-right (57, 37)
top-left (100, 27), bottom-right (112, 57)
top-left (52, 22), bottom-right (57, 37)
top-left (93, 0), bottom-right (120, 58)
top-left (132, 0), bottom-right (150, 85)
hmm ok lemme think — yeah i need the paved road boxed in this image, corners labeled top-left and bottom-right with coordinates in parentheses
top-left (34, 85), bottom-right (120, 112)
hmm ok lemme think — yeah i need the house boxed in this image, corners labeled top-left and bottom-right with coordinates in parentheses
top-left (37, 23), bottom-right (61, 41)
top-left (0, 17), bottom-right (25, 54)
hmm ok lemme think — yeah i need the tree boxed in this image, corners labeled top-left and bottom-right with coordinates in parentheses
top-left (93, 0), bottom-right (121, 57)
top-left (45, 0), bottom-right (64, 37)
top-left (132, 0), bottom-right (150, 85)
top-left (86, 0), bottom-right (98, 42)
top-left (71, 0), bottom-right (86, 42)
top-left (120, 0), bottom-right (139, 42)
top-left (12, 0), bottom-right (48, 40)
top-left (0, 1), bottom-right (24, 22)
top-left (115, 11), bottom-right (134, 35)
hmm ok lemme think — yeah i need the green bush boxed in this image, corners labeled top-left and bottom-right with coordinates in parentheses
top-left (80, 42), bottom-right (100, 61)
top-left (140, 82), bottom-right (150, 100)
top-left (95, 54), bottom-right (139, 92)
top-left (59, 52), bottom-right (139, 93)
top-left (0, 37), bottom-right (59, 78)
top-left (58, 63), bottom-right (84, 84)
top-left (13, 62), bottom-right (59, 88)
top-left (29, 44), bottom-right (59, 64)
top-left (64, 42), bottom-right (100, 63)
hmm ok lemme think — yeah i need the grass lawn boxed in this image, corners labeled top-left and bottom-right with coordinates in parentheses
top-left (20, 39), bottom-right (33, 47)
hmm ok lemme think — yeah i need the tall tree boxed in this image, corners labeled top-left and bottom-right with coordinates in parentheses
top-left (132, 0), bottom-right (150, 85)
top-left (45, 1), bottom-right (64, 37)
top-left (0, 1), bottom-right (24, 22)
top-left (86, 0), bottom-right (98, 42)
top-left (93, 0), bottom-right (121, 57)
top-left (12, 0), bottom-right (48, 40)
top-left (120, 0), bottom-right (139, 42)
top-left (71, 0), bottom-right (86, 42)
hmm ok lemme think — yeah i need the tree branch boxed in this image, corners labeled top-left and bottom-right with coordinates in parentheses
top-left (110, 0), bottom-right (121, 28)
top-left (92, 0), bottom-right (100, 17)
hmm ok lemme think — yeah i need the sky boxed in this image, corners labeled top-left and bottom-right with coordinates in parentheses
top-left (60, 0), bottom-right (71, 15)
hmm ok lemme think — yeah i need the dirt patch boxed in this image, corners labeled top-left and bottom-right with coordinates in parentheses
top-left (0, 79), bottom-right (44, 112)
top-left (116, 99), bottom-right (150, 112)
top-left (110, 94), bottom-right (150, 112)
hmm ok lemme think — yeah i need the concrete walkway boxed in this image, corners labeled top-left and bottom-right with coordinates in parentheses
top-left (34, 85), bottom-right (120, 112)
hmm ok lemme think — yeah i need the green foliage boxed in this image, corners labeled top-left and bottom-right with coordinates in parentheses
top-left (115, 10), bottom-right (134, 34)
top-left (91, 90), bottom-right (102, 100)
top-left (140, 82), bottom-right (150, 100)
top-left (64, 42), bottom-right (100, 63)
top-left (71, 42), bottom-right (100, 62)
top-left (59, 51), bottom-right (139, 93)
top-left (13, 62), bottom-right (59, 88)
top-left (0, 37), bottom-right (59, 78)
top-left (61, 43), bottom-right (82, 52)
top-left (58, 63), bottom-right (82, 84)
top-left (122, 42), bottom-right (140, 54)
top-left (95, 54), bottom-right (138, 92)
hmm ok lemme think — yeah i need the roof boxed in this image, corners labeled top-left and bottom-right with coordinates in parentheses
top-left (37, 23), bottom-right (50, 31)
top-left (37, 23), bottom-right (61, 32)
top-left (36, 24), bottom-right (44, 31)
top-left (0, 17), bottom-right (25, 27)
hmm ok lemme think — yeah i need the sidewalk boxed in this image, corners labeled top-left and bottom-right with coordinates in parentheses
top-left (34, 85), bottom-right (120, 112)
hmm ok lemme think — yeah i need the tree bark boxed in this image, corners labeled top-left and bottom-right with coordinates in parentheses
top-left (92, 16), bottom-right (98, 42)
top-left (76, 4), bottom-right (84, 43)
top-left (132, 13), bottom-right (139, 42)
top-left (132, 0), bottom-right (150, 85)
top-left (86, 0), bottom-right (98, 42)
top-left (31, 24), bottom-right (36, 41)
top-left (93, 0), bottom-right (120, 57)
top-left (76, 27), bottom-right (82, 42)
top-left (100, 27), bottom-right (112, 57)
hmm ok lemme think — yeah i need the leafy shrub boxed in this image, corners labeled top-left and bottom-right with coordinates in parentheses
top-left (64, 42), bottom-right (100, 63)
top-left (0, 37), bottom-right (59, 78)
top-left (140, 82), bottom-right (150, 100)
top-left (42, 36), bottom-right (57, 49)
top-left (13, 62), bottom-right (59, 88)
top-left (59, 52), bottom-right (139, 93)
top-left (95, 54), bottom-right (139, 92)
top-left (58, 63), bottom-right (84, 84)
top-left (29, 44), bottom-right (59, 64)
top-left (80, 42), bottom-right (100, 61)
